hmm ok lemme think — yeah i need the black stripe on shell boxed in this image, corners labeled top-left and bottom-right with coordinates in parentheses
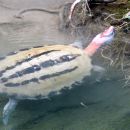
top-left (7, 51), bottom-right (17, 56)
top-left (0, 46), bottom-right (43, 61)
top-left (5, 83), bottom-right (20, 87)
top-left (10, 65), bottom-right (41, 78)
top-left (0, 70), bottom-right (5, 77)
top-left (0, 46), bottom-right (42, 63)
top-left (19, 48), bottom-right (30, 51)
top-left (1, 65), bottom-right (41, 81)
top-left (40, 54), bottom-right (80, 68)
top-left (32, 50), bottom-right (60, 58)
top-left (39, 66), bottom-right (78, 80)
top-left (33, 45), bottom-right (44, 48)
top-left (15, 50), bottom-right (60, 65)
top-left (3, 54), bottom-right (80, 82)
top-left (1, 77), bottom-right (8, 83)
top-left (0, 56), bottom-right (5, 60)
top-left (4, 66), bottom-right (78, 87)
top-left (0, 50), bottom-right (60, 78)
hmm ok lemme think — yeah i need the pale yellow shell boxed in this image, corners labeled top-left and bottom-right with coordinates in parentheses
top-left (0, 45), bottom-right (92, 99)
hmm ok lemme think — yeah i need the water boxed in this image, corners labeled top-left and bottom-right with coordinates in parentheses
top-left (0, 1), bottom-right (130, 130)
top-left (1, 74), bottom-right (130, 130)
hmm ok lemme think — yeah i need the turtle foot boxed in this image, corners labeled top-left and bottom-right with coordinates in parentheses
top-left (3, 98), bottom-right (18, 125)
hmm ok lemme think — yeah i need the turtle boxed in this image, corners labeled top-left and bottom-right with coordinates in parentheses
top-left (0, 26), bottom-right (115, 125)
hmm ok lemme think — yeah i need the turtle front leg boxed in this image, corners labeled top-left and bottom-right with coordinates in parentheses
top-left (92, 65), bottom-right (105, 82)
top-left (3, 98), bottom-right (18, 125)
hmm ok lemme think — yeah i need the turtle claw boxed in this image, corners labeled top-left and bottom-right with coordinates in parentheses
top-left (3, 98), bottom-right (18, 125)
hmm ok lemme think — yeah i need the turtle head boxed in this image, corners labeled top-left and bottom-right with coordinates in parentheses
top-left (84, 26), bottom-right (115, 56)
top-left (92, 26), bottom-right (115, 46)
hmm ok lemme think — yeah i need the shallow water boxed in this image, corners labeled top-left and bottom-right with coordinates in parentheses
top-left (0, 1), bottom-right (130, 130)
top-left (1, 73), bottom-right (130, 130)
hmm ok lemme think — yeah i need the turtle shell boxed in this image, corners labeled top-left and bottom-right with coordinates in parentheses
top-left (0, 45), bottom-right (92, 99)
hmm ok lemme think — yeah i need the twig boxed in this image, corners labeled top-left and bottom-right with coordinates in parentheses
top-left (101, 48), bottom-right (114, 66)
top-left (104, 13), bottom-right (118, 21)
